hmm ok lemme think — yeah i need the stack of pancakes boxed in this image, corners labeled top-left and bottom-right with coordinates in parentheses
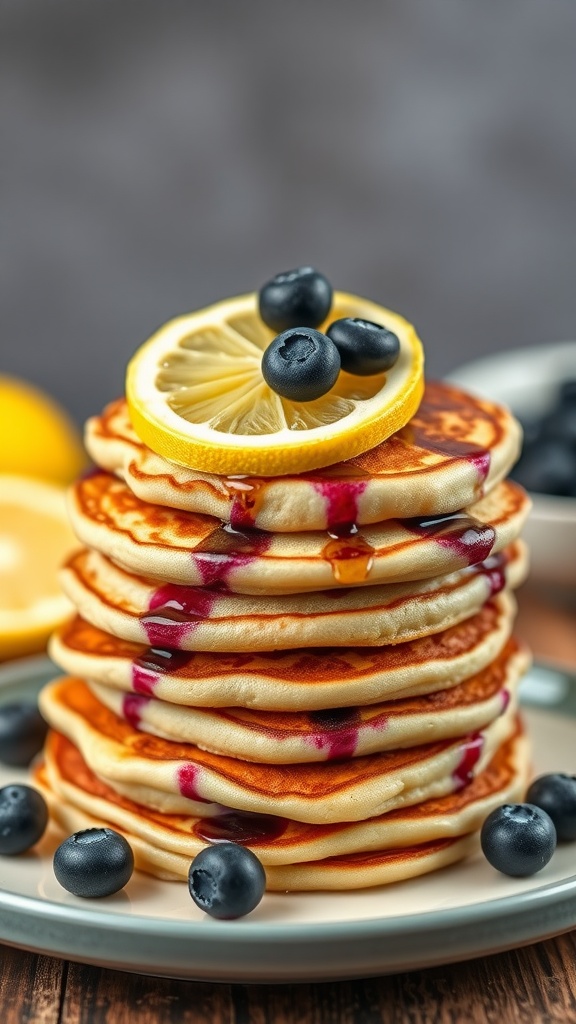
top-left (37, 380), bottom-right (532, 890)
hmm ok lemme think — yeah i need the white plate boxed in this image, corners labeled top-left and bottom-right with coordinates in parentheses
top-left (0, 655), bottom-right (575, 982)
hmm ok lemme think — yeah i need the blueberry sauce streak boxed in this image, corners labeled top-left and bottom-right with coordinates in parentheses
top-left (191, 523), bottom-right (272, 588)
top-left (452, 732), bottom-right (484, 790)
top-left (400, 512), bottom-right (495, 566)
top-left (177, 763), bottom-right (210, 803)
top-left (305, 707), bottom-right (388, 761)
top-left (312, 479), bottom-right (368, 534)
top-left (132, 647), bottom-right (192, 694)
top-left (140, 585), bottom-right (217, 647)
top-left (122, 693), bottom-right (150, 729)
top-left (194, 810), bottom-right (288, 845)
top-left (471, 552), bottom-right (507, 596)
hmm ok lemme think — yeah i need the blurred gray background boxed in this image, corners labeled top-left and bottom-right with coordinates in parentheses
top-left (1, 0), bottom-right (576, 423)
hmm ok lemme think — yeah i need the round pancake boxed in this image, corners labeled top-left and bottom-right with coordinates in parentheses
top-left (35, 723), bottom-right (528, 887)
top-left (88, 640), bottom-right (528, 762)
top-left (85, 381), bottom-right (522, 532)
top-left (68, 471), bottom-right (530, 594)
top-left (58, 542), bottom-right (528, 652)
top-left (38, 676), bottom-right (518, 824)
top-left (49, 592), bottom-right (517, 709)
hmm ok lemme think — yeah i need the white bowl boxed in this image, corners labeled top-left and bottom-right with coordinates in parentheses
top-left (448, 340), bottom-right (576, 587)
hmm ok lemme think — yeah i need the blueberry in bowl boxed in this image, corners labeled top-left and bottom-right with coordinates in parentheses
top-left (449, 341), bottom-right (576, 586)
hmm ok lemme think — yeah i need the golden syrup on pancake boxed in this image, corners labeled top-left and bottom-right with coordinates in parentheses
top-left (399, 512), bottom-right (495, 566)
top-left (194, 810), bottom-right (288, 845)
top-left (222, 476), bottom-right (267, 528)
top-left (321, 523), bottom-right (376, 584)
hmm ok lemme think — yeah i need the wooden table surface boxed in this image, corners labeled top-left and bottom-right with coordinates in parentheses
top-left (2, 586), bottom-right (575, 1024)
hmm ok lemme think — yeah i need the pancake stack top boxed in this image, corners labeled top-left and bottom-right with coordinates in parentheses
top-left (38, 276), bottom-right (532, 891)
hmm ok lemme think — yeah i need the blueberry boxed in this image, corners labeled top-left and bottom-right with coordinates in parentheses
top-left (526, 774), bottom-right (576, 841)
top-left (262, 328), bottom-right (340, 402)
top-left (540, 402), bottom-right (576, 446)
top-left (258, 267), bottom-right (333, 333)
top-left (53, 828), bottom-right (134, 898)
top-left (481, 803), bottom-right (556, 876)
top-left (560, 379), bottom-right (576, 406)
top-left (0, 784), bottom-right (48, 855)
top-left (511, 438), bottom-right (576, 497)
top-left (188, 842), bottom-right (266, 919)
top-left (327, 318), bottom-right (401, 376)
top-left (0, 702), bottom-right (48, 767)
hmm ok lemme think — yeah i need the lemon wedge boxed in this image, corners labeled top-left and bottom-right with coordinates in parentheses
top-left (126, 292), bottom-right (424, 476)
top-left (0, 475), bottom-right (77, 660)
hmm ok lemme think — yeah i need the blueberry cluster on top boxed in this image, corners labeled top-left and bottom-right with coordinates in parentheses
top-left (512, 380), bottom-right (576, 497)
top-left (259, 267), bottom-right (400, 402)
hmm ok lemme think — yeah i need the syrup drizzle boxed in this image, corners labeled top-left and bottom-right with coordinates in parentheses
top-left (194, 810), bottom-right (288, 845)
top-left (400, 512), bottom-right (495, 566)
top-left (191, 522), bottom-right (271, 587)
top-left (223, 477), bottom-right (267, 529)
top-left (452, 732), bottom-right (484, 790)
top-left (321, 522), bottom-right (376, 585)
top-left (141, 586), bottom-right (217, 647)
top-left (132, 648), bottom-right (192, 695)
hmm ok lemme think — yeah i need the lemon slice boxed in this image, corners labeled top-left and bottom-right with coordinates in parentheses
top-left (0, 475), bottom-right (77, 660)
top-left (0, 375), bottom-right (86, 485)
top-left (126, 291), bottom-right (424, 476)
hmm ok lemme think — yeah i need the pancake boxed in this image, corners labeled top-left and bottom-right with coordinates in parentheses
top-left (35, 722), bottom-right (528, 887)
top-left (69, 471), bottom-right (530, 593)
top-left (58, 542), bottom-right (528, 652)
top-left (85, 381), bottom-right (522, 532)
top-left (88, 639), bottom-right (528, 762)
top-left (49, 592), bottom-right (517, 709)
top-left (38, 677), bottom-right (518, 824)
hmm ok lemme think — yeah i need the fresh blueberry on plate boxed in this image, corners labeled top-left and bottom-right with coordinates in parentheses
top-left (258, 267), bottom-right (333, 333)
top-left (0, 702), bottom-right (48, 767)
top-left (53, 827), bottom-right (134, 898)
top-left (0, 784), bottom-right (48, 855)
top-left (526, 773), bottom-right (576, 841)
top-left (188, 842), bottom-right (266, 919)
top-left (262, 327), bottom-right (340, 402)
top-left (481, 803), bottom-right (557, 876)
top-left (327, 318), bottom-right (400, 376)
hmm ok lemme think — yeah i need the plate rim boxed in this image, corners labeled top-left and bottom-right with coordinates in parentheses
top-left (1, 653), bottom-right (576, 980)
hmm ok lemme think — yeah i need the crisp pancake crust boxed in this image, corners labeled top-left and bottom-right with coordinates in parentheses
top-left (85, 381), bottom-right (522, 532)
top-left (58, 542), bottom-right (528, 651)
top-left (88, 639), bottom-right (529, 762)
top-left (68, 471), bottom-right (530, 593)
top-left (35, 720), bottom-right (529, 887)
top-left (49, 592), bottom-right (516, 708)
top-left (39, 676), bottom-right (519, 824)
